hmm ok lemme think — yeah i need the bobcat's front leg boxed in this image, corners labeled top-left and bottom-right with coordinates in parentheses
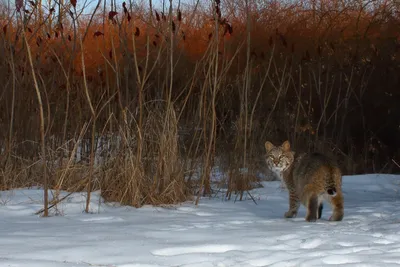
top-left (284, 191), bottom-right (300, 218)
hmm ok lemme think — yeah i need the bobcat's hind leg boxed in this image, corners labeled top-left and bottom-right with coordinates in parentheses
top-left (329, 191), bottom-right (344, 221)
top-left (302, 184), bottom-right (319, 222)
top-left (306, 194), bottom-right (318, 222)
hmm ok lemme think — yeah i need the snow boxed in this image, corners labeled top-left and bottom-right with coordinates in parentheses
top-left (2, 174), bottom-right (400, 266)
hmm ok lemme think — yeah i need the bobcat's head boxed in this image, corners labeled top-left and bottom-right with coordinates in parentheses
top-left (264, 140), bottom-right (295, 174)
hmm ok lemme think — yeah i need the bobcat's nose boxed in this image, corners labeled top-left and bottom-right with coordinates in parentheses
top-left (274, 160), bottom-right (279, 166)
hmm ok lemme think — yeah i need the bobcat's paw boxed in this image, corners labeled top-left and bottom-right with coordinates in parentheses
top-left (306, 214), bottom-right (317, 222)
top-left (284, 211), bottom-right (297, 218)
top-left (329, 214), bottom-right (344, 221)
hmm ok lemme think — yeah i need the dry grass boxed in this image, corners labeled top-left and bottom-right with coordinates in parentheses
top-left (0, 0), bottom-right (399, 212)
top-left (100, 105), bottom-right (189, 207)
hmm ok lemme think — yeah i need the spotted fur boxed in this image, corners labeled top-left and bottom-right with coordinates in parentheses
top-left (265, 140), bottom-right (344, 222)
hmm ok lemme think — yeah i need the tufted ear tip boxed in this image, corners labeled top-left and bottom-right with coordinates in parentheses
top-left (265, 141), bottom-right (274, 152)
top-left (281, 140), bottom-right (290, 152)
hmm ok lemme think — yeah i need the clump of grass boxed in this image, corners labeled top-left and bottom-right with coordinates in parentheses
top-left (100, 105), bottom-right (189, 207)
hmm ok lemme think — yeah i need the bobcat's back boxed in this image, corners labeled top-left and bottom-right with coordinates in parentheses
top-left (292, 152), bottom-right (342, 197)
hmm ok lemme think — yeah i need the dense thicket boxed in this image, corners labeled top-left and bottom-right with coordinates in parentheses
top-left (0, 0), bottom-right (399, 211)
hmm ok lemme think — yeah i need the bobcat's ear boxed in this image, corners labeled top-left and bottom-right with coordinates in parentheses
top-left (281, 140), bottom-right (291, 152)
top-left (265, 141), bottom-right (274, 152)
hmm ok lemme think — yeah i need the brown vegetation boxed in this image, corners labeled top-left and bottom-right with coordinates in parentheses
top-left (0, 0), bottom-right (399, 214)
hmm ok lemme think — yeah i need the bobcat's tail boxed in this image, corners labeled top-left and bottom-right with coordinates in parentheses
top-left (327, 188), bottom-right (337, 196)
top-left (326, 166), bottom-right (342, 197)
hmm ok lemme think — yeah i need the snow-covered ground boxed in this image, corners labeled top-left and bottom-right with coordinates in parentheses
top-left (2, 174), bottom-right (400, 267)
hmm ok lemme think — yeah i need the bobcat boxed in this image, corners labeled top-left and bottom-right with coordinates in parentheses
top-left (264, 140), bottom-right (344, 222)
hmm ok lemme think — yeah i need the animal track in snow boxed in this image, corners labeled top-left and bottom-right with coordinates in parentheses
top-left (176, 206), bottom-right (195, 213)
top-left (337, 241), bottom-right (356, 247)
top-left (246, 252), bottom-right (298, 266)
top-left (194, 211), bottom-right (214, 217)
top-left (118, 264), bottom-right (164, 267)
top-left (79, 216), bottom-right (124, 223)
top-left (322, 255), bottom-right (362, 264)
top-left (175, 206), bottom-right (216, 217)
top-left (152, 244), bottom-right (241, 256)
top-left (374, 239), bottom-right (394, 245)
top-left (277, 234), bottom-right (298, 241)
top-left (299, 238), bottom-right (324, 249)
